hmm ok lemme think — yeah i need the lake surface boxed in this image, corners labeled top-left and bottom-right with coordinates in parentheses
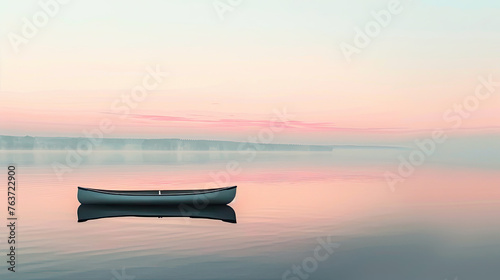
top-left (1, 149), bottom-right (500, 280)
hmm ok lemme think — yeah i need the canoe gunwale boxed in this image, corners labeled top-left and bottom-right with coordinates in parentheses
top-left (78, 186), bottom-right (236, 197)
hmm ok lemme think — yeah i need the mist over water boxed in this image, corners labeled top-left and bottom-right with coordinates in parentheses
top-left (0, 149), bottom-right (499, 280)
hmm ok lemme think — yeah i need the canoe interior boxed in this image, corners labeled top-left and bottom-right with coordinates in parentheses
top-left (78, 186), bottom-right (236, 196)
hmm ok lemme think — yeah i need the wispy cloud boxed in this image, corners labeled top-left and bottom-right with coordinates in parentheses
top-left (118, 113), bottom-right (408, 132)
top-left (113, 113), bottom-right (500, 134)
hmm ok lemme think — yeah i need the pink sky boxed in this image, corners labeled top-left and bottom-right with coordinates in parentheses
top-left (1, 1), bottom-right (499, 144)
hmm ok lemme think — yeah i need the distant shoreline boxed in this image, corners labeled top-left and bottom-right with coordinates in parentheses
top-left (0, 135), bottom-right (408, 151)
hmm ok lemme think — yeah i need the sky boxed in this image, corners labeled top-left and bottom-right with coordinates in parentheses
top-left (0, 0), bottom-right (499, 145)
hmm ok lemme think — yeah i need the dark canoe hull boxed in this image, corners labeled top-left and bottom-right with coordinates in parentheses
top-left (77, 204), bottom-right (237, 223)
top-left (77, 186), bottom-right (236, 205)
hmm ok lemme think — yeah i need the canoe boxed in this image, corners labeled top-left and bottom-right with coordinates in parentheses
top-left (77, 186), bottom-right (237, 205)
top-left (77, 204), bottom-right (236, 223)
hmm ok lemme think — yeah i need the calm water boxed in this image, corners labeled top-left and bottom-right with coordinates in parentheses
top-left (1, 150), bottom-right (500, 280)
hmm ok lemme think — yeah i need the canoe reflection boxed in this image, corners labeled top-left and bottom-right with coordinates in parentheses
top-left (78, 204), bottom-right (237, 223)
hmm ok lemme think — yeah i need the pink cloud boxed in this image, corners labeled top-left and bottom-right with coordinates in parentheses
top-left (108, 113), bottom-right (499, 134)
top-left (121, 113), bottom-right (408, 133)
